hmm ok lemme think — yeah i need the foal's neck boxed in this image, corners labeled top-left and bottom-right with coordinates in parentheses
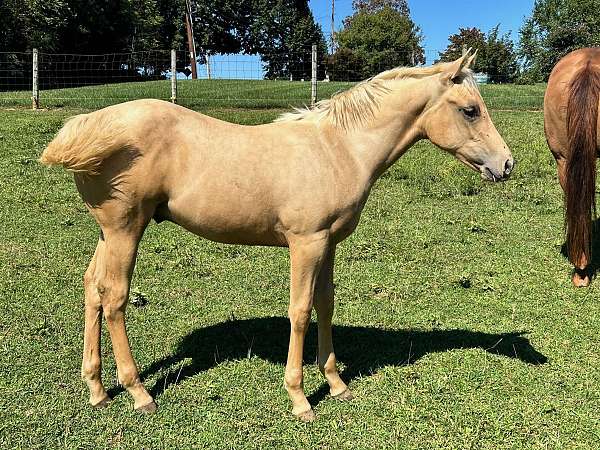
top-left (340, 99), bottom-right (427, 183)
top-left (341, 84), bottom-right (431, 185)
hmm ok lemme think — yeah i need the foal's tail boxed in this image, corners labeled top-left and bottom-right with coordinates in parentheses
top-left (565, 61), bottom-right (600, 267)
top-left (40, 112), bottom-right (131, 175)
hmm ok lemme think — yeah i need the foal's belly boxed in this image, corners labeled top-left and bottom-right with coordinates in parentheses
top-left (156, 197), bottom-right (288, 247)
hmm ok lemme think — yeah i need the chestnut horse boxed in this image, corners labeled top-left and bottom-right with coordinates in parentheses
top-left (545, 48), bottom-right (600, 287)
top-left (41, 51), bottom-right (513, 421)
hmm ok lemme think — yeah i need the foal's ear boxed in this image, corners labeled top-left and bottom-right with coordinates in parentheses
top-left (466, 49), bottom-right (478, 69)
top-left (441, 48), bottom-right (472, 84)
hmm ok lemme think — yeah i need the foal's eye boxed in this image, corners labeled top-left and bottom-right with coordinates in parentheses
top-left (460, 106), bottom-right (480, 121)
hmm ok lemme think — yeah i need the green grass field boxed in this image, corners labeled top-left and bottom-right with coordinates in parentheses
top-left (2, 81), bottom-right (600, 449)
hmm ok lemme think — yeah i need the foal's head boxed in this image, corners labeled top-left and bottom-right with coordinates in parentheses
top-left (419, 51), bottom-right (514, 182)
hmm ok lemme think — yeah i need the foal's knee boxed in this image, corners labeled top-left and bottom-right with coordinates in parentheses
top-left (99, 283), bottom-right (129, 321)
top-left (81, 358), bottom-right (101, 381)
top-left (288, 306), bottom-right (312, 333)
top-left (102, 301), bottom-right (127, 322)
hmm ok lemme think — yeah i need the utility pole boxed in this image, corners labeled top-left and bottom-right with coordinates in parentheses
top-left (185, 0), bottom-right (198, 79)
top-left (330, 0), bottom-right (335, 52)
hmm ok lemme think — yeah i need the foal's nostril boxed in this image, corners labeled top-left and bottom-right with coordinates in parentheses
top-left (504, 158), bottom-right (515, 176)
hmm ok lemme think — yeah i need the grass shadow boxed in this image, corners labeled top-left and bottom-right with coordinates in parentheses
top-left (114, 317), bottom-right (547, 408)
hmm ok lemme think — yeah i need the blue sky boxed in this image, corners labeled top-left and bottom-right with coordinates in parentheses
top-left (309, 0), bottom-right (535, 62)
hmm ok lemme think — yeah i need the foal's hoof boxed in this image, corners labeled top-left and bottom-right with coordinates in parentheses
top-left (135, 400), bottom-right (158, 414)
top-left (332, 388), bottom-right (354, 401)
top-left (572, 271), bottom-right (591, 287)
top-left (91, 396), bottom-right (111, 409)
top-left (295, 408), bottom-right (316, 422)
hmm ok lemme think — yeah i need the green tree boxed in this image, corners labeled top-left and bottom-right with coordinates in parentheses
top-left (331, 5), bottom-right (423, 80)
top-left (0, 0), bottom-right (69, 52)
top-left (193, 0), bottom-right (254, 56)
top-left (249, 1), bottom-right (327, 80)
top-left (437, 27), bottom-right (487, 71)
top-left (128, 0), bottom-right (186, 52)
top-left (519, 0), bottom-right (600, 82)
top-left (485, 26), bottom-right (518, 83)
top-left (352, 0), bottom-right (410, 16)
top-left (0, 0), bottom-right (185, 53)
top-left (438, 26), bottom-right (518, 83)
top-left (0, 0), bottom-right (326, 81)
top-left (325, 47), bottom-right (366, 81)
top-left (0, 0), bottom-right (29, 52)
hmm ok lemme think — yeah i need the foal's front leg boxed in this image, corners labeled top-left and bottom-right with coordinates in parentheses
top-left (285, 233), bottom-right (329, 421)
top-left (314, 247), bottom-right (352, 400)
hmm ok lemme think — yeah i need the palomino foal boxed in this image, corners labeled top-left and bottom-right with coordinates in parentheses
top-left (41, 50), bottom-right (513, 421)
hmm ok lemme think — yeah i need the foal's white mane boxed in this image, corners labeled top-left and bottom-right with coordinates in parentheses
top-left (276, 62), bottom-right (477, 130)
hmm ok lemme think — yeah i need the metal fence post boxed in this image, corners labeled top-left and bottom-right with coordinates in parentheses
top-left (32, 48), bottom-right (39, 109)
top-left (311, 44), bottom-right (317, 106)
top-left (171, 49), bottom-right (177, 104)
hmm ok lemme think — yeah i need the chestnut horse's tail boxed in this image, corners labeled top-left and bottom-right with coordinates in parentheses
top-left (565, 61), bottom-right (600, 266)
top-left (40, 112), bottom-right (132, 175)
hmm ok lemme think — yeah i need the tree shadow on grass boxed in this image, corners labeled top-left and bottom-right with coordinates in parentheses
top-left (110, 317), bottom-right (547, 408)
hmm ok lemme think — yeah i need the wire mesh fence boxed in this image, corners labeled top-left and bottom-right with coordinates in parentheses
top-left (0, 48), bottom-right (545, 111)
top-left (0, 52), bottom-right (34, 105)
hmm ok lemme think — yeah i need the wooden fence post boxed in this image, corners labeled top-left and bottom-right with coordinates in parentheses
top-left (171, 49), bottom-right (177, 104)
top-left (32, 48), bottom-right (39, 110)
top-left (311, 44), bottom-right (317, 106)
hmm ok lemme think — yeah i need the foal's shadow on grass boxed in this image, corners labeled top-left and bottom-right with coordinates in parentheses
top-left (560, 218), bottom-right (600, 276)
top-left (114, 317), bottom-right (547, 407)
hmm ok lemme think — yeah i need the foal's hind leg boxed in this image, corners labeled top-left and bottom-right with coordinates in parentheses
top-left (314, 247), bottom-right (352, 400)
top-left (82, 238), bottom-right (110, 407)
top-left (98, 225), bottom-right (156, 412)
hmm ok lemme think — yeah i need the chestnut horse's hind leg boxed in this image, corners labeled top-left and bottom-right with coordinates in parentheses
top-left (82, 238), bottom-right (110, 407)
top-left (314, 247), bottom-right (352, 400)
top-left (285, 232), bottom-right (330, 422)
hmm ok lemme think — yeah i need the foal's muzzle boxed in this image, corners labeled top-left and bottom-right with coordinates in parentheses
top-left (482, 158), bottom-right (515, 182)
